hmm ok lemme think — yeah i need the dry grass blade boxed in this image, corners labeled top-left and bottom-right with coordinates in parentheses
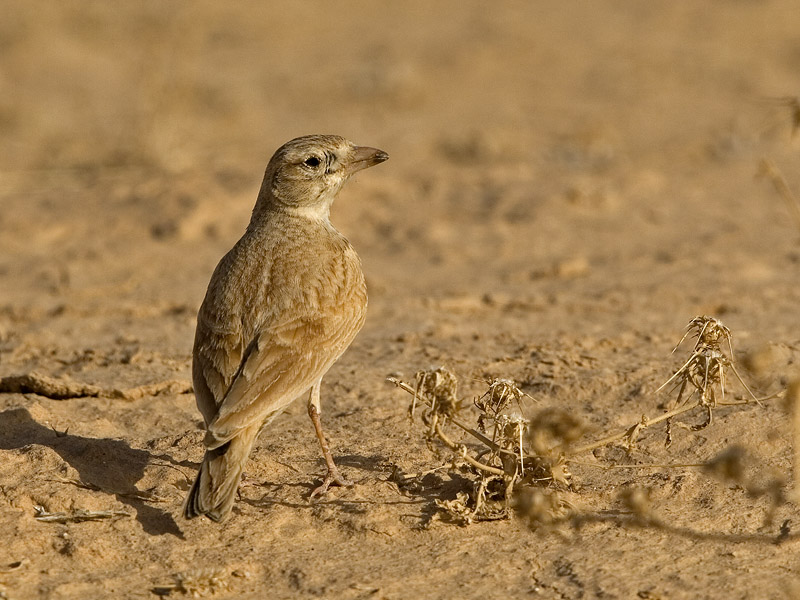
top-left (568, 400), bottom-right (699, 455)
top-left (33, 505), bottom-right (131, 523)
top-left (413, 367), bottom-right (459, 420)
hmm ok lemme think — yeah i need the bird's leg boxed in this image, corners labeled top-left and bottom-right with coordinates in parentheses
top-left (307, 379), bottom-right (353, 498)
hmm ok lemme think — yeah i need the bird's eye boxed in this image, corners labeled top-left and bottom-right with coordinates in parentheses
top-left (304, 156), bottom-right (321, 168)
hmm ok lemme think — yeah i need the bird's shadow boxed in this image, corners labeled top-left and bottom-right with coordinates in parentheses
top-left (0, 406), bottom-right (183, 537)
top-left (241, 452), bottom-right (453, 525)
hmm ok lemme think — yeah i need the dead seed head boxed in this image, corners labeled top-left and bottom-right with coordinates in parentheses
top-left (495, 412), bottom-right (527, 444)
top-left (618, 486), bottom-right (654, 519)
top-left (684, 316), bottom-right (732, 352)
top-left (514, 487), bottom-right (574, 528)
top-left (415, 366), bottom-right (460, 418)
top-left (547, 459), bottom-right (573, 487)
top-left (527, 408), bottom-right (587, 456)
top-left (475, 378), bottom-right (526, 416)
top-left (703, 445), bottom-right (750, 484)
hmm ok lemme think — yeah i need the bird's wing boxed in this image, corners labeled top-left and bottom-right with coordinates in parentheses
top-left (192, 312), bottom-right (245, 425)
top-left (203, 297), bottom-right (365, 449)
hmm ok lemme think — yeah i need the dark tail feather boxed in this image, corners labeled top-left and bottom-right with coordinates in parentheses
top-left (183, 432), bottom-right (254, 522)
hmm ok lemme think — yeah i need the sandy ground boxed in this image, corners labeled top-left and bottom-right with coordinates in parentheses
top-left (2, 2), bottom-right (800, 598)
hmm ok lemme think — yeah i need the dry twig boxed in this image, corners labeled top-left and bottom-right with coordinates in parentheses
top-left (33, 505), bottom-right (130, 523)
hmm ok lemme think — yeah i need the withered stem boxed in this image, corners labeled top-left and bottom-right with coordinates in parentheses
top-left (568, 395), bottom-right (778, 457)
top-left (433, 421), bottom-right (507, 477)
top-left (567, 400), bottom-right (702, 456)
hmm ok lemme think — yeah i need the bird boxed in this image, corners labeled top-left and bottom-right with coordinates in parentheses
top-left (183, 134), bottom-right (388, 522)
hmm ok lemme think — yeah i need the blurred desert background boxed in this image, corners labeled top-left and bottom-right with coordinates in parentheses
top-left (2, 2), bottom-right (800, 599)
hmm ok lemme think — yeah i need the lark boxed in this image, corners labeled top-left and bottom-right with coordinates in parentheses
top-left (184, 135), bottom-right (388, 522)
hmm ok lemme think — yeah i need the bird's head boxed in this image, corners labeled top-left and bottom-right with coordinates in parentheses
top-left (258, 135), bottom-right (388, 220)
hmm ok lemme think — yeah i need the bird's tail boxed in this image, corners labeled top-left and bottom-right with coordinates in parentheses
top-left (183, 425), bottom-right (259, 522)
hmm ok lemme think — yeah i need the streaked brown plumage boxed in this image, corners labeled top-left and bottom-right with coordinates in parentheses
top-left (184, 135), bottom-right (388, 522)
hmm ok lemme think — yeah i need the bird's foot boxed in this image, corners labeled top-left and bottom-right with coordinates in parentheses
top-left (310, 467), bottom-right (353, 500)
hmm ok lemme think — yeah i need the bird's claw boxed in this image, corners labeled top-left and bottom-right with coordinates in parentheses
top-left (310, 468), bottom-right (354, 500)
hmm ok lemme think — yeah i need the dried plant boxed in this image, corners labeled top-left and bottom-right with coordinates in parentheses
top-left (413, 367), bottom-right (462, 439)
top-left (527, 408), bottom-right (586, 457)
top-left (658, 316), bottom-right (755, 407)
top-left (389, 370), bottom-right (575, 524)
top-left (474, 378), bottom-right (526, 432)
top-left (514, 487), bottom-right (575, 530)
top-left (655, 316), bottom-right (758, 445)
top-left (388, 315), bottom-right (788, 535)
top-left (33, 506), bottom-right (130, 524)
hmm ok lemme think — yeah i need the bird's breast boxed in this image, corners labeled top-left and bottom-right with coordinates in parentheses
top-left (268, 228), bottom-right (366, 315)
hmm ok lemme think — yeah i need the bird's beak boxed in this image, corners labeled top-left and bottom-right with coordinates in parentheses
top-left (348, 146), bottom-right (389, 174)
